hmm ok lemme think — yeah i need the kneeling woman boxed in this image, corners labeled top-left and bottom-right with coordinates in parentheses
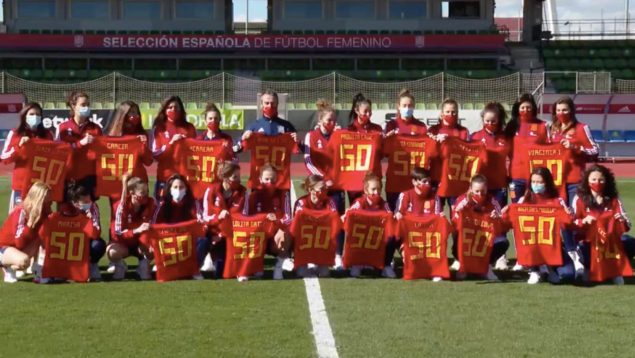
top-left (0, 182), bottom-right (51, 283)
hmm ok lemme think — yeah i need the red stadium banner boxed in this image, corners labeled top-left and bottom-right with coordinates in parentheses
top-left (0, 34), bottom-right (505, 52)
top-left (290, 209), bottom-right (340, 269)
top-left (144, 220), bottom-right (204, 282)
top-left (174, 138), bottom-right (234, 199)
top-left (40, 212), bottom-right (99, 282)
top-left (508, 204), bottom-right (569, 267)
top-left (343, 211), bottom-right (394, 269)
top-left (398, 215), bottom-right (451, 280)
top-left (588, 212), bottom-right (633, 282)
top-left (21, 139), bottom-right (72, 201)
top-left (224, 214), bottom-right (277, 279)
top-left (456, 208), bottom-right (500, 275)
top-left (608, 104), bottom-right (635, 114)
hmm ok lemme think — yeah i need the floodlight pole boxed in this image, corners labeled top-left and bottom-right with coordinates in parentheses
top-left (245, 0), bottom-right (249, 35)
top-left (627, 0), bottom-right (631, 39)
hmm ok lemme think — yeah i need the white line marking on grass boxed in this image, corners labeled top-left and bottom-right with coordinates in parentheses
top-left (304, 277), bottom-right (339, 358)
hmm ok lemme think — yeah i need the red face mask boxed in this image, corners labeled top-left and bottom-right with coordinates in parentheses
top-left (590, 182), bottom-right (605, 194)
top-left (166, 109), bottom-right (178, 122)
top-left (261, 182), bottom-right (276, 195)
top-left (358, 114), bottom-right (370, 125)
top-left (323, 121), bottom-right (336, 134)
top-left (472, 193), bottom-right (487, 206)
top-left (443, 114), bottom-right (458, 127)
top-left (127, 114), bottom-right (141, 127)
top-left (557, 112), bottom-right (571, 124)
top-left (207, 121), bottom-right (220, 133)
top-left (415, 183), bottom-right (431, 198)
top-left (484, 123), bottom-right (498, 133)
top-left (366, 193), bottom-right (382, 206)
top-left (229, 180), bottom-right (241, 191)
top-left (519, 111), bottom-right (533, 122)
top-left (263, 106), bottom-right (278, 119)
top-left (315, 190), bottom-right (328, 201)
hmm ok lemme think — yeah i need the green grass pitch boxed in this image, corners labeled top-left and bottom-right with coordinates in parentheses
top-left (1, 176), bottom-right (635, 357)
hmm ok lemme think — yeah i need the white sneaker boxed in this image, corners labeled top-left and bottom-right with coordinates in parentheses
top-left (15, 270), bottom-right (25, 278)
top-left (89, 263), bottom-right (102, 281)
top-left (112, 260), bottom-right (127, 281)
top-left (200, 254), bottom-right (215, 272)
top-left (307, 263), bottom-right (317, 270)
top-left (152, 264), bottom-right (157, 272)
top-left (613, 276), bottom-right (625, 285)
top-left (192, 273), bottom-right (204, 280)
top-left (527, 271), bottom-right (541, 284)
top-left (237, 276), bottom-right (249, 282)
top-left (382, 266), bottom-right (396, 279)
top-left (349, 265), bottom-right (362, 278)
top-left (281, 257), bottom-right (295, 271)
top-left (494, 255), bottom-right (509, 270)
top-left (333, 255), bottom-right (344, 270)
top-left (3, 267), bottom-right (18, 283)
top-left (485, 266), bottom-right (499, 281)
top-left (455, 271), bottom-right (466, 280)
top-left (136, 259), bottom-right (151, 280)
top-left (450, 259), bottom-right (461, 271)
top-left (106, 262), bottom-right (117, 274)
top-left (317, 265), bottom-right (330, 277)
top-left (432, 276), bottom-right (443, 282)
top-left (568, 250), bottom-right (585, 278)
top-left (512, 263), bottom-right (525, 271)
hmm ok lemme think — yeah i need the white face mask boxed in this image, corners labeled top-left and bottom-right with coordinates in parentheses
top-left (26, 114), bottom-right (41, 129)
top-left (171, 188), bottom-right (186, 202)
top-left (78, 106), bottom-right (91, 118)
top-left (400, 108), bottom-right (414, 118)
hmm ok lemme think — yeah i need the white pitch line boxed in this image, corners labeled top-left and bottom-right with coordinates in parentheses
top-left (304, 277), bottom-right (339, 358)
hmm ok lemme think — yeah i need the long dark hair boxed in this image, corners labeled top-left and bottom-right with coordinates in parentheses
top-left (504, 93), bottom-right (538, 138)
top-left (523, 167), bottom-right (559, 201)
top-left (159, 173), bottom-right (196, 222)
top-left (348, 93), bottom-right (371, 124)
top-left (577, 164), bottom-right (619, 209)
top-left (481, 102), bottom-right (508, 134)
top-left (152, 95), bottom-right (186, 131)
top-left (550, 96), bottom-right (579, 135)
top-left (16, 101), bottom-right (48, 137)
top-left (106, 100), bottom-right (145, 136)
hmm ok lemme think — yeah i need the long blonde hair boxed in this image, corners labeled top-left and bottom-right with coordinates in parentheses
top-left (22, 182), bottom-right (50, 228)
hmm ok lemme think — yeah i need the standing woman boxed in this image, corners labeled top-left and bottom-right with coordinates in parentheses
top-left (0, 182), bottom-right (51, 283)
top-left (1, 102), bottom-right (53, 211)
top-left (384, 88), bottom-right (427, 137)
top-left (151, 96), bottom-right (196, 199)
top-left (198, 103), bottom-right (234, 149)
top-left (57, 91), bottom-right (102, 199)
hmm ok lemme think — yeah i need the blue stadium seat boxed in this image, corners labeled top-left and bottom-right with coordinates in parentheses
top-left (625, 130), bottom-right (635, 143)
top-left (608, 130), bottom-right (625, 142)
top-left (590, 130), bottom-right (605, 143)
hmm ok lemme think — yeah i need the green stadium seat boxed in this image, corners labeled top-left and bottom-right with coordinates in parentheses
top-left (462, 103), bottom-right (474, 110)
top-left (475, 103), bottom-right (485, 110)
top-left (287, 103), bottom-right (295, 110)
top-left (379, 103), bottom-right (390, 110)
top-left (43, 102), bottom-right (56, 109)
top-left (92, 102), bottom-right (103, 109)
top-left (150, 102), bottom-right (161, 109)
top-left (334, 103), bottom-right (343, 110)
top-left (139, 102), bottom-right (151, 110)
top-left (295, 103), bottom-right (307, 110)
top-left (185, 103), bottom-right (198, 111)
top-left (307, 103), bottom-right (317, 110)
top-left (103, 102), bottom-right (115, 109)
top-left (55, 102), bottom-right (67, 109)
top-left (425, 103), bottom-right (438, 110)
top-left (415, 103), bottom-right (425, 110)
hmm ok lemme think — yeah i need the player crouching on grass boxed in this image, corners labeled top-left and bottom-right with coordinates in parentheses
top-left (60, 182), bottom-right (107, 281)
top-left (293, 174), bottom-right (338, 278)
top-left (201, 162), bottom-right (247, 277)
top-left (451, 175), bottom-right (508, 281)
top-left (394, 167), bottom-right (444, 281)
top-left (108, 175), bottom-right (157, 280)
top-left (0, 182), bottom-right (51, 283)
top-left (244, 164), bottom-right (294, 280)
top-left (343, 172), bottom-right (397, 278)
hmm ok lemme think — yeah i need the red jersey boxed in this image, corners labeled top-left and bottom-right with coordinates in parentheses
top-left (572, 196), bottom-right (631, 235)
top-left (349, 195), bottom-right (392, 212)
top-left (588, 212), bottom-right (633, 282)
top-left (396, 189), bottom-right (441, 216)
top-left (143, 220), bottom-right (205, 282)
top-left (343, 210), bottom-right (394, 269)
top-left (437, 138), bottom-right (487, 198)
top-left (173, 138), bottom-right (234, 199)
top-left (224, 214), bottom-right (277, 278)
top-left (508, 203), bottom-right (571, 266)
top-left (196, 131), bottom-right (234, 149)
top-left (294, 195), bottom-right (337, 212)
top-left (39, 211), bottom-right (99, 282)
top-left (21, 139), bottom-right (72, 202)
top-left (111, 197), bottom-right (158, 246)
top-left (202, 182), bottom-right (247, 224)
top-left (471, 129), bottom-right (511, 190)
top-left (243, 133), bottom-right (296, 190)
top-left (550, 122), bottom-right (599, 183)
top-left (327, 130), bottom-right (382, 191)
top-left (509, 120), bottom-right (549, 179)
top-left (398, 215), bottom-right (452, 280)
top-left (455, 208), bottom-right (501, 275)
top-left (347, 120), bottom-right (383, 134)
top-left (0, 206), bottom-right (44, 249)
top-left (303, 129), bottom-right (333, 178)
top-left (383, 135), bottom-right (438, 193)
top-left (244, 189), bottom-right (291, 228)
top-left (385, 117), bottom-right (428, 136)
top-left (90, 136), bottom-right (152, 198)
top-left (427, 122), bottom-right (469, 182)
top-left (452, 193), bottom-right (502, 220)
top-left (151, 121), bottom-right (197, 182)
top-left (1, 128), bottom-right (54, 191)
top-left (56, 118), bottom-right (103, 180)
top-left (291, 209), bottom-right (341, 268)
top-left (525, 143), bottom-right (574, 197)
top-left (154, 200), bottom-right (201, 225)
